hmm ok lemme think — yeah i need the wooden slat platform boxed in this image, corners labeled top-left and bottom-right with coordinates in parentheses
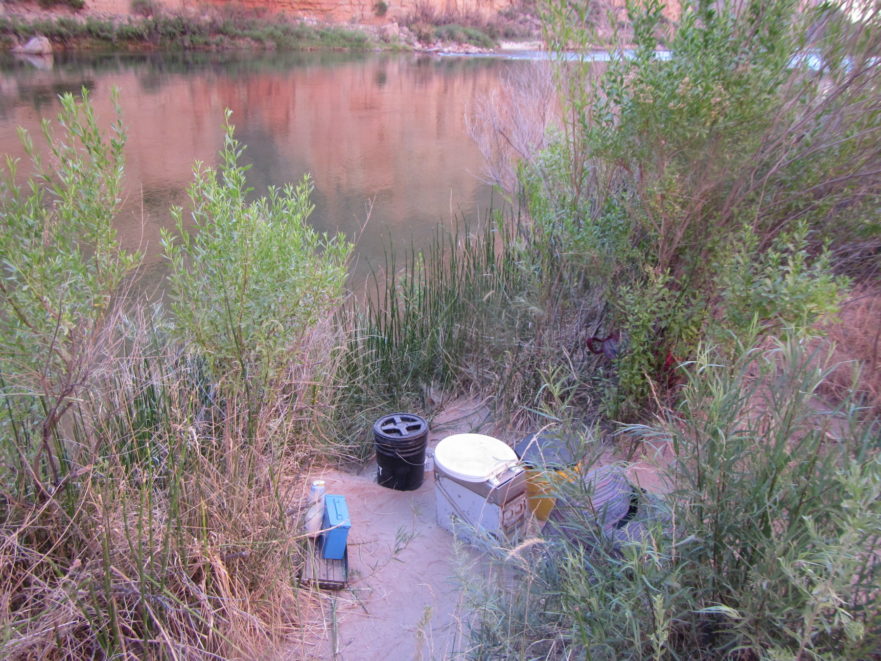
top-left (301, 538), bottom-right (348, 590)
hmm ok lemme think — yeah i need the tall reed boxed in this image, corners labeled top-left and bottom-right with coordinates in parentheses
top-left (335, 209), bottom-right (612, 453)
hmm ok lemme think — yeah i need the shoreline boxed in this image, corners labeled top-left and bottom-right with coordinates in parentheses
top-left (0, 5), bottom-right (545, 55)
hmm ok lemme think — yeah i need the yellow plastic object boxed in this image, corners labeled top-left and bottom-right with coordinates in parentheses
top-left (524, 466), bottom-right (579, 521)
top-left (514, 432), bottom-right (584, 521)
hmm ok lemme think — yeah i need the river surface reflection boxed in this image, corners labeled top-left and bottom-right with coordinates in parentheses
top-left (0, 51), bottom-right (532, 290)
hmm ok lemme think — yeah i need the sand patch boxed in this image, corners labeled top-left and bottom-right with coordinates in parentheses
top-left (288, 397), bottom-right (668, 659)
top-left (289, 397), bottom-right (493, 660)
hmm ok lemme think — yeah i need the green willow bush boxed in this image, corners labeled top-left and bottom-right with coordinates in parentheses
top-left (717, 222), bottom-right (845, 342)
top-left (468, 337), bottom-right (881, 659)
top-left (528, 0), bottom-right (881, 414)
top-left (0, 90), bottom-right (139, 494)
top-left (162, 111), bottom-right (351, 419)
top-left (0, 94), bottom-right (345, 658)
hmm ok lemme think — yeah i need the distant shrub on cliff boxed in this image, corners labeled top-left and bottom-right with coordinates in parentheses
top-left (403, 3), bottom-right (504, 47)
top-left (131, 0), bottom-right (160, 18)
top-left (434, 23), bottom-right (495, 48)
top-left (37, 0), bottom-right (84, 10)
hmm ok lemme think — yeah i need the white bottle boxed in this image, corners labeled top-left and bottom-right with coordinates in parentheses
top-left (304, 480), bottom-right (326, 537)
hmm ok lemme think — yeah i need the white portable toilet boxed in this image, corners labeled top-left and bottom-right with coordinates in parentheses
top-left (434, 433), bottom-right (527, 546)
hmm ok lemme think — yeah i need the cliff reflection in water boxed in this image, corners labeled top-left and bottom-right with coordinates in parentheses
top-left (0, 52), bottom-right (524, 287)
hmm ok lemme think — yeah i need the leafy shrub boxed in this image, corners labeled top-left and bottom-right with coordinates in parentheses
top-left (524, 0), bottom-right (881, 415)
top-left (152, 15), bottom-right (190, 39)
top-left (84, 17), bottom-right (116, 41)
top-left (434, 23), bottom-right (495, 48)
top-left (0, 90), bottom-right (139, 490)
top-left (0, 93), bottom-right (327, 657)
top-left (409, 20), bottom-right (435, 43)
top-left (130, 0), bottom-right (159, 18)
top-left (402, 4), bottom-right (501, 47)
top-left (115, 21), bottom-right (148, 41)
top-left (612, 269), bottom-right (700, 415)
top-left (162, 111), bottom-right (351, 410)
top-left (37, 0), bottom-right (84, 10)
top-left (469, 337), bottom-right (881, 658)
top-left (433, 23), bottom-right (463, 42)
top-left (54, 16), bottom-right (82, 38)
top-left (664, 339), bottom-right (880, 657)
top-left (718, 223), bottom-right (847, 339)
top-left (374, 0), bottom-right (388, 18)
top-left (464, 25), bottom-right (494, 48)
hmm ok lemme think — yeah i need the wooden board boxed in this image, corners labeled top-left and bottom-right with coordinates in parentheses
top-left (301, 538), bottom-right (348, 590)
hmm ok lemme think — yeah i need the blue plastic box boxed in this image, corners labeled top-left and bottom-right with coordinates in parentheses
top-left (320, 494), bottom-right (351, 560)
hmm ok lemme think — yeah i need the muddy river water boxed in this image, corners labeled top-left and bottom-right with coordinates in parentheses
top-left (0, 50), bottom-right (540, 289)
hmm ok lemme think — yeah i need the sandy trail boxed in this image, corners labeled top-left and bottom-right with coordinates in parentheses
top-left (290, 466), bottom-right (475, 660)
top-left (287, 399), bottom-right (670, 660)
top-left (288, 399), bottom-right (492, 661)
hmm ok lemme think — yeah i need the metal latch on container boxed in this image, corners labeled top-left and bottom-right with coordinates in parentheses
top-left (487, 461), bottom-right (523, 487)
top-left (501, 494), bottom-right (527, 528)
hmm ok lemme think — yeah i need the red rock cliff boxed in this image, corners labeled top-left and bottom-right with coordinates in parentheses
top-left (83, 0), bottom-right (513, 22)
top-left (81, 0), bottom-right (679, 29)
top-left (196, 0), bottom-right (512, 22)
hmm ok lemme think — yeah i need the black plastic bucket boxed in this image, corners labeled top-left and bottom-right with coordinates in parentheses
top-left (374, 413), bottom-right (429, 491)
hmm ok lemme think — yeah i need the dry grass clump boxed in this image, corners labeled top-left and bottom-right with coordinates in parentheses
top-left (0, 256), bottom-right (352, 658)
top-left (0, 456), bottom-right (302, 660)
top-left (0, 309), bottom-right (344, 659)
top-left (816, 286), bottom-right (881, 416)
top-left (0, 97), bottom-right (353, 658)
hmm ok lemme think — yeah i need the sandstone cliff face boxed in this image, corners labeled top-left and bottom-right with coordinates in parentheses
top-left (81, 0), bottom-right (512, 22)
top-left (79, 0), bottom-right (679, 30)
top-left (194, 0), bottom-right (512, 22)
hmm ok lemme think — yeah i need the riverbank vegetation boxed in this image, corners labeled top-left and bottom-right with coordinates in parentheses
top-left (0, 11), bottom-right (375, 52)
top-left (0, 0), bottom-right (546, 53)
top-left (402, 0), bottom-right (539, 49)
top-left (350, 0), bottom-right (881, 657)
top-left (1, 0), bottom-right (880, 658)
top-left (0, 93), bottom-right (354, 657)
top-left (0, 1), bottom-right (537, 53)
top-left (457, 0), bottom-right (881, 657)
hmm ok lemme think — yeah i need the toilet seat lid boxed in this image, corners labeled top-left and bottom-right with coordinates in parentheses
top-left (434, 434), bottom-right (518, 482)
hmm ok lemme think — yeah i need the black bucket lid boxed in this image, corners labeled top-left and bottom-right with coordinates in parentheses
top-left (514, 431), bottom-right (582, 469)
top-left (373, 413), bottom-right (428, 444)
